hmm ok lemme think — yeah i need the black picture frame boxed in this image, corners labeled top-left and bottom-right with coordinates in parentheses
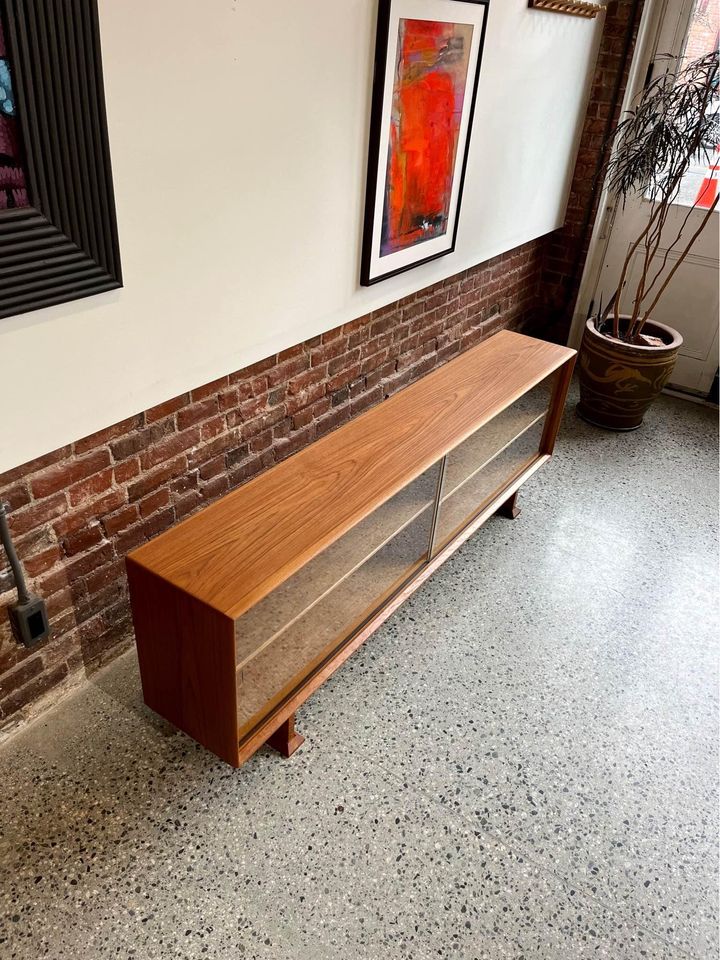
top-left (0, 0), bottom-right (121, 320)
top-left (360, 0), bottom-right (489, 286)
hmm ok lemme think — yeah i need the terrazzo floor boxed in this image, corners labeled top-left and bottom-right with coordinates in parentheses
top-left (1, 388), bottom-right (718, 960)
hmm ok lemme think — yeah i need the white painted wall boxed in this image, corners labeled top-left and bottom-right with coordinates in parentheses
top-left (0, 0), bottom-right (602, 473)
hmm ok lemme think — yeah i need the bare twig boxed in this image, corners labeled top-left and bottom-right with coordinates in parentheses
top-left (639, 193), bottom-right (719, 328)
top-left (638, 196), bottom-right (700, 309)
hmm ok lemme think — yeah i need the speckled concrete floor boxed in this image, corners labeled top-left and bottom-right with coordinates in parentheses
top-left (1, 390), bottom-right (718, 960)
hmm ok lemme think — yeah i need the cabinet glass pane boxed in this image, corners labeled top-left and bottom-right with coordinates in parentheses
top-left (442, 373), bottom-right (554, 497)
top-left (434, 413), bottom-right (546, 552)
top-left (235, 464), bottom-right (440, 735)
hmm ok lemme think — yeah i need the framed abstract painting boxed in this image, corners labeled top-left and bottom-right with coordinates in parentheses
top-left (0, 0), bottom-right (121, 320)
top-left (361, 0), bottom-right (489, 285)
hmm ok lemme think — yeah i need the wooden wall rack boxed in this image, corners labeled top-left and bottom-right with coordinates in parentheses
top-left (528, 0), bottom-right (602, 19)
top-left (126, 331), bottom-right (576, 767)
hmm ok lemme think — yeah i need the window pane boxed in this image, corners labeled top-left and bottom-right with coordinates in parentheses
top-left (649, 0), bottom-right (720, 208)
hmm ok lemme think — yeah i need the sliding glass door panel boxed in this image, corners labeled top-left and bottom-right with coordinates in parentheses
top-left (236, 498), bottom-right (435, 735)
top-left (235, 462), bottom-right (440, 668)
top-left (441, 373), bottom-right (555, 499)
top-left (433, 417), bottom-right (545, 552)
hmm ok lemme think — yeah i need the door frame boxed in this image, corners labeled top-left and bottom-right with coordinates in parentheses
top-left (567, 0), bottom-right (702, 349)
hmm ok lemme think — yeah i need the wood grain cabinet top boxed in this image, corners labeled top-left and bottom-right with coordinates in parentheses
top-left (127, 331), bottom-right (575, 621)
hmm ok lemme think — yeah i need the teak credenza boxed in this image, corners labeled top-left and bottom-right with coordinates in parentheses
top-left (126, 331), bottom-right (576, 767)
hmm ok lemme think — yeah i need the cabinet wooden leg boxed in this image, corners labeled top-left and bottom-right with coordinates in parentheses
top-left (266, 714), bottom-right (305, 758)
top-left (496, 491), bottom-right (521, 519)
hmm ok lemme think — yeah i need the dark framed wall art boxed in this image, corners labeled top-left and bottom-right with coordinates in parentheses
top-left (0, 0), bottom-right (121, 320)
top-left (361, 0), bottom-right (489, 285)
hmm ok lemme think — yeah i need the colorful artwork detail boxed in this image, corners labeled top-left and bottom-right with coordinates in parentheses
top-left (0, 14), bottom-right (28, 209)
top-left (380, 18), bottom-right (473, 258)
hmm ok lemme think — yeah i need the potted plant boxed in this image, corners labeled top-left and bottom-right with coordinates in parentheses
top-left (578, 50), bottom-right (719, 430)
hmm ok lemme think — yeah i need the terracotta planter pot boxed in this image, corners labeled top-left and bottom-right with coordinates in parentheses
top-left (577, 316), bottom-right (683, 431)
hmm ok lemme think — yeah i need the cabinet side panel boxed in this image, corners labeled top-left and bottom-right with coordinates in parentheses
top-left (540, 356), bottom-right (576, 455)
top-left (127, 560), bottom-right (239, 766)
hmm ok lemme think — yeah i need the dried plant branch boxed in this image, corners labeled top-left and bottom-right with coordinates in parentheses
top-left (611, 197), bottom-right (667, 336)
top-left (638, 196), bottom-right (699, 309)
top-left (639, 192), bottom-right (719, 327)
top-left (634, 198), bottom-right (665, 324)
top-left (629, 198), bottom-right (672, 339)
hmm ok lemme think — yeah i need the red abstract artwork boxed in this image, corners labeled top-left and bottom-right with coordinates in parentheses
top-left (0, 11), bottom-right (28, 210)
top-left (381, 18), bottom-right (473, 257)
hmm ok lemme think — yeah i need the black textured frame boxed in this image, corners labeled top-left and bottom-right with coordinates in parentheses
top-left (360, 0), bottom-right (489, 286)
top-left (0, 0), bottom-right (121, 320)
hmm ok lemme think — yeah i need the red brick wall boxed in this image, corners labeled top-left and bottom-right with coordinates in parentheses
top-left (684, 0), bottom-right (719, 62)
top-left (0, 241), bottom-right (545, 733)
top-left (543, 0), bottom-right (645, 335)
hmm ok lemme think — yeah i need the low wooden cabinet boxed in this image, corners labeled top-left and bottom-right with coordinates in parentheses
top-left (126, 331), bottom-right (576, 767)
